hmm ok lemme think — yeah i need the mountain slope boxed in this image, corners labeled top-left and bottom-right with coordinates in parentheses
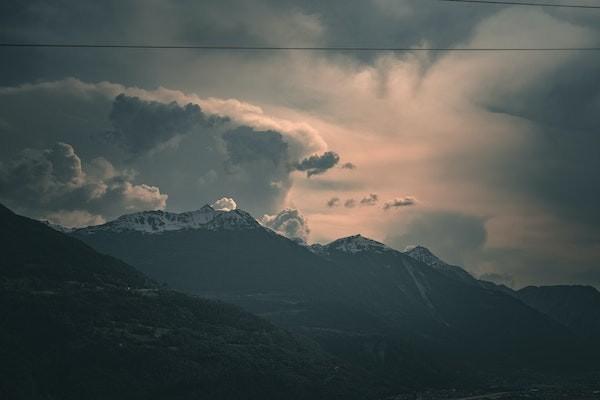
top-left (70, 208), bottom-right (593, 386)
top-left (517, 285), bottom-right (600, 339)
top-left (317, 237), bottom-right (575, 359)
top-left (0, 204), bottom-right (376, 400)
top-left (0, 204), bottom-right (150, 289)
top-left (404, 245), bottom-right (515, 296)
top-left (72, 217), bottom-right (432, 387)
top-left (404, 245), bottom-right (479, 286)
top-left (404, 247), bottom-right (600, 338)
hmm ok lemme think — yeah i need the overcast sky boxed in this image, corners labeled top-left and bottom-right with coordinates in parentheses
top-left (1, 0), bottom-right (599, 288)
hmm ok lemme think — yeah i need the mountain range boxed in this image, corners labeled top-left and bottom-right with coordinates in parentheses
top-left (0, 204), bottom-right (378, 399)
top-left (66, 205), bottom-right (600, 389)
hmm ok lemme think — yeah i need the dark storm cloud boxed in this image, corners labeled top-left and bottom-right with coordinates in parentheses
top-left (0, 143), bottom-right (86, 208)
top-left (360, 193), bottom-right (378, 206)
top-left (326, 197), bottom-right (340, 207)
top-left (386, 211), bottom-right (487, 267)
top-left (383, 197), bottom-right (416, 210)
top-left (261, 208), bottom-right (309, 241)
top-left (0, 142), bottom-right (167, 224)
top-left (294, 151), bottom-right (340, 177)
top-left (102, 92), bottom-right (298, 214)
top-left (223, 126), bottom-right (289, 167)
top-left (481, 52), bottom-right (600, 228)
top-left (107, 94), bottom-right (224, 155)
top-left (0, 0), bottom-right (497, 87)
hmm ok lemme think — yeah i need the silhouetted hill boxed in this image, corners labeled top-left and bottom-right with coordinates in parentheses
top-left (0, 203), bottom-right (150, 289)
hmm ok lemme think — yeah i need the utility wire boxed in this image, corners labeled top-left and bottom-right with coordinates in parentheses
top-left (1, 43), bottom-right (600, 52)
top-left (436, 0), bottom-right (600, 9)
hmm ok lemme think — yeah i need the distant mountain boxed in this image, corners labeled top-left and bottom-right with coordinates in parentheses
top-left (317, 236), bottom-right (577, 358)
top-left (517, 285), bottom-right (600, 339)
top-left (313, 234), bottom-right (393, 254)
top-left (403, 245), bottom-right (478, 286)
top-left (0, 204), bottom-right (376, 400)
top-left (405, 246), bottom-right (600, 341)
top-left (70, 207), bottom-right (596, 387)
top-left (404, 245), bottom-right (515, 296)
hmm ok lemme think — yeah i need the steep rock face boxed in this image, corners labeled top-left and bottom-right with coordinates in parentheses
top-left (0, 203), bottom-right (375, 400)
top-left (517, 285), bottom-right (600, 338)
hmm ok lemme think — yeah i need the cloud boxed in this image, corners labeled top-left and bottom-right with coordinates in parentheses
top-left (260, 208), bottom-right (310, 241)
top-left (344, 199), bottom-right (356, 208)
top-left (2, 2), bottom-right (600, 287)
top-left (0, 142), bottom-right (167, 225)
top-left (223, 126), bottom-right (289, 166)
top-left (294, 151), bottom-right (340, 177)
top-left (326, 197), bottom-right (340, 207)
top-left (340, 162), bottom-right (357, 170)
top-left (45, 210), bottom-right (106, 228)
top-left (211, 197), bottom-right (237, 211)
top-left (0, 79), bottom-right (338, 216)
top-left (383, 197), bottom-right (416, 210)
top-left (360, 193), bottom-right (379, 206)
top-left (106, 94), bottom-right (222, 156)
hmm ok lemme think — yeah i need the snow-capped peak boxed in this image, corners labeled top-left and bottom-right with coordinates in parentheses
top-left (75, 205), bottom-right (260, 234)
top-left (41, 220), bottom-right (74, 233)
top-left (404, 245), bottom-right (445, 267)
top-left (322, 234), bottom-right (392, 254)
top-left (404, 245), bottom-right (477, 284)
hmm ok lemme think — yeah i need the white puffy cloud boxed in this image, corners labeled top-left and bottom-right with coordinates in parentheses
top-left (260, 208), bottom-right (310, 241)
top-left (211, 197), bottom-right (237, 211)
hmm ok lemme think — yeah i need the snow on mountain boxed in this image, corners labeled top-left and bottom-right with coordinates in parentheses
top-left (317, 234), bottom-right (393, 254)
top-left (41, 220), bottom-right (74, 233)
top-left (404, 245), bottom-right (447, 268)
top-left (74, 205), bottom-right (260, 234)
top-left (404, 245), bottom-right (477, 285)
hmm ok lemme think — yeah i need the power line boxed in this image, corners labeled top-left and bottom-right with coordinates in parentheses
top-left (436, 0), bottom-right (600, 9)
top-left (1, 43), bottom-right (600, 52)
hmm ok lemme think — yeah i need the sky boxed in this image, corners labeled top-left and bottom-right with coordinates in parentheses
top-left (1, 0), bottom-right (599, 288)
